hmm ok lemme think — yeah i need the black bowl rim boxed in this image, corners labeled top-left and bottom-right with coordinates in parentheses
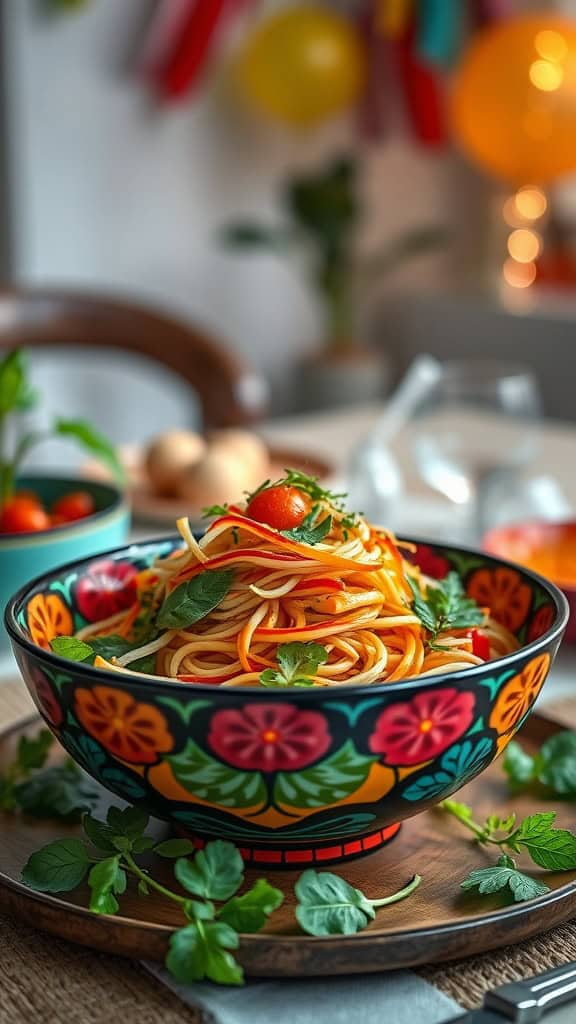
top-left (0, 474), bottom-right (128, 542)
top-left (5, 533), bottom-right (570, 700)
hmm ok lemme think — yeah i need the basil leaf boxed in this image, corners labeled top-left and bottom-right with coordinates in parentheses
top-left (14, 764), bottom-right (99, 821)
top-left (408, 572), bottom-right (483, 645)
top-left (165, 921), bottom-right (242, 986)
top-left (16, 730), bottom-right (54, 773)
top-left (174, 841), bottom-right (244, 901)
top-left (294, 870), bottom-right (375, 936)
top-left (157, 569), bottom-right (234, 630)
top-left (88, 854), bottom-right (127, 915)
top-left (22, 838), bottom-right (91, 893)
top-left (217, 879), bottom-right (284, 933)
top-left (51, 637), bottom-right (94, 663)
top-left (154, 838), bottom-right (195, 859)
top-left (54, 418), bottom-right (125, 486)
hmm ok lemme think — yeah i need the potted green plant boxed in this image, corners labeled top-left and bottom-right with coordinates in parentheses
top-left (222, 156), bottom-right (447, 410)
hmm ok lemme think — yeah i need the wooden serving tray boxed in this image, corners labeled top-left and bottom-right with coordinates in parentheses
top-left (1, 712), bottom-right (576, 977)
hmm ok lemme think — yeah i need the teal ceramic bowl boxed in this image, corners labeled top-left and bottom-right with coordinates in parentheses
top-left (0, 475), bottom-right (130, 654)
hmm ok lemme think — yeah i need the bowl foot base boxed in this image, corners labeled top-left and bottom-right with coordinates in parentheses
top-left (175, 821), bottom-right (402, 868)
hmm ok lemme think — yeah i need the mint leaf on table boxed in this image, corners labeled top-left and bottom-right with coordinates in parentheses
top-left (106, 805), bottom-right (149, 840)
top-left (282, 509), bottom-right (332, 546)
top-left (503, 741), bottom-right (537, 789)
top-left (82, 813), bottom-right (118, 852)
top-left (14, 762), bottom-right (99, 821)
top-left (157, 569), bottom-right (234, 630)
top-left (217, 879), bottom-right (284, 933)
top-left (174, 841), bottom-right (244, 902)
top-left (461, 854), bottom-right (550, 903)
top-left (88, 854), bottom-right (127, 915)
top-left (408, 572), bottom-right (484, 647)
top-left (54, 417), bottom-right (125, 486)
top-left (166, 921), bottom-right (243, 986)
top-left (259, 641), bottom-right (328, 688)
top-left (16, 730), bottom-right (54, 772)
top-left (21, 838), bottom-right (91, 893)
top-left (510, 813), bottom-right (576, 870)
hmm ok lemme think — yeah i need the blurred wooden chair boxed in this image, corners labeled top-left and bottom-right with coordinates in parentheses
top-left (0, 288), bottom-right (267, 431)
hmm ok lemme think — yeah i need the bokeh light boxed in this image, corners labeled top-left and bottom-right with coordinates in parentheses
top-left (529, 59), bottom-right (564, 92)
top-left (535, 29), bottom-right (568, 63)
top-left (515, 186), bottom-right (547, 220)
top-left (503, 258), bottom-right (537, 289)
top-left (507, 229), bottom-right (541, 263)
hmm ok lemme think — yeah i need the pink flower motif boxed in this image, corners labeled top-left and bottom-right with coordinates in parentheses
top-left (414, 545), bottom-right (451, 581)
top-left (32, 667), bottom-right (63, 729)
top-left (368, 688), bottom-right (475, 766)
top-left (76, 559), bottom-right (138, 623)
top-left (208, 704), bottom-right (331, 773)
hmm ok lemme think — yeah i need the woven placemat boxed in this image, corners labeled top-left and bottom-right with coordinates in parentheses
top-left (1, 680), bottom-right (576, 1019)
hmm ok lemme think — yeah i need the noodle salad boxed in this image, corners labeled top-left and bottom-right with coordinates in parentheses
top-left (51, 471), bottom-right (517, 687)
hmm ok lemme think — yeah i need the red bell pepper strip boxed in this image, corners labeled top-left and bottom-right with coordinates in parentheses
top-left (396, 27), bottom-right (447, 146)
top-left (469, 629), bottom-right (490, 660)
top-left (156, 0), bottom-right (228, 101)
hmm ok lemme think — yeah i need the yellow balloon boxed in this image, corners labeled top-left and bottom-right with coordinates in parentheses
top-left (235, 4), bottom-right (365, 128)
top-left (451, 15), bottom-right (576, 185)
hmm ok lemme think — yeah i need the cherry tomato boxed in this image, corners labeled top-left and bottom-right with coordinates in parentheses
top-left (0, 495), bottom-right (50, 534)
top-left (52, 490), bottom-right (96, 523)
top-left (246, 485), bottom-right (311, 531)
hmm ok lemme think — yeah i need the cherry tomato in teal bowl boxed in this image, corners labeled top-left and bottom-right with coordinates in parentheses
top-left (0, 476), bottom-right (129, 654)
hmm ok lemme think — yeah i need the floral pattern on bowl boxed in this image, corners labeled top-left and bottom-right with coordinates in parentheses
top-left (5, 538), bottom-right (568, 866)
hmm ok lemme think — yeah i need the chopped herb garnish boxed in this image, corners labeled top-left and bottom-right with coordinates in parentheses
top-left (259, 642), bottom-right (328, 688)
top-left (202, 504), bottom-right (229, 518)
top-left (408, 572), bottom-right (484, 648)
top-left (281, 506), bottom-right (332, 546)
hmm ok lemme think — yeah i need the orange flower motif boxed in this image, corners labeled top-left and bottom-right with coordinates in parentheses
top-left (467, 567), bottom-right (532, 634)
top-left (27, 593), bottom-right (73, 650)
top-left (489, 653), bottom-right (550, 736)
top-left (75, 685), bottom-right (173, 764)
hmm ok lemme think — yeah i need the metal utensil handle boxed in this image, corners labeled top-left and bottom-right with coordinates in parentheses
top-left (485, 962), bottom-right (576, 1022)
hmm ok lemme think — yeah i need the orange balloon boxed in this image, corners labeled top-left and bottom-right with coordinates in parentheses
top-left (451, 15), bottom-right (576, 185)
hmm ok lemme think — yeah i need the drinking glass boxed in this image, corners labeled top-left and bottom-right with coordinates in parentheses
top-left (410, 360), bottom-right (542, 541)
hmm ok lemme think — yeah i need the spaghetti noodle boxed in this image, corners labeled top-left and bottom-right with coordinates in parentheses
top-left (73, 472), bottom-right (518, 687)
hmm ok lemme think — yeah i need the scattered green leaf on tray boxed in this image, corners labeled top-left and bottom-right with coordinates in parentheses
top-left (504, 732), bottom-right (576, 797)
top-left (294, 870), bottom-right (422, 936)
top-left (441, 800), bottom-right (576, 904)
top-left (461, 854), bottom-right (550, 904)
top-left (0, 728), bottom-right (97, 820)
top-left (260, 642), bottom-right (328, 688)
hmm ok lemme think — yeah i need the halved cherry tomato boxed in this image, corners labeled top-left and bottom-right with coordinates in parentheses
top-left (245, 485), bottom-right (311, 531)
top-left (52, 490), bottom-right (96, 523)
top-left (469, 629), bottom-right (490, 661)
top-left (0, 494), bottom-right (50, 534)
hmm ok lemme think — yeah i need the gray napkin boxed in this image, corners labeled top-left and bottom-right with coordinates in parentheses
top-left (144, 964), bottom-right (461, 1024)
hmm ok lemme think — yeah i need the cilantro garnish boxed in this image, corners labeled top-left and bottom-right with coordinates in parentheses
top-left (259, 642), bottom-right (328, 688)
top-left (281, 506), bottom-right (332, 545)
top-left (408, 572), bottom-right (484, 648)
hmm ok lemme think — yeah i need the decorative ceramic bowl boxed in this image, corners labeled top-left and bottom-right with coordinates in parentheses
top-left (5, 538), bottom-right (568, 867)
top-left (0, 476), bottom-right (130, 654)
top-left (484, 521), bottom-right (576, 645)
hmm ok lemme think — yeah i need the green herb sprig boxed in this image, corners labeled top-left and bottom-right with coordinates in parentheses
top-left (504, 731), bottom-right (576, 797)
top-left (246, 469), bottom-right (348, 514)
top-left (22, 806), bottom-right (283, 986)
top-left (51, 634), bottom-right (157, 675)
top-left (441, 800), bottom-right (576, 902)
top-left (0, 729), bottom-right (98, 820)
top-left (259, 642), bottom-right (328, 688)
top-left (281, 506), bottom-right (332, 546)
top-left (408, 572), bottom-right (484, 649)
top-left (0, 349), bottom-right (124, 507)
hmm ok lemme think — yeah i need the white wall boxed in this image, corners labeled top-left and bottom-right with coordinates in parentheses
top-left (3, 0), bottom-right (477, 406)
